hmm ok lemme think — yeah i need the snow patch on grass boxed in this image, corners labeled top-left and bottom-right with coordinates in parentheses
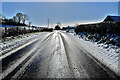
top-left (0, 33), bottom-right (40, 55)
top-left (69, 32), bottom-right (120, 76)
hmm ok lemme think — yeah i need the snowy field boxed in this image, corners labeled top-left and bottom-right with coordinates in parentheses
top-left (0, 32), bottom-right (43, 55)
top-left (68, 32), bottom-right (120, 76)
top-left (0, 30), bottom-right (120, 77)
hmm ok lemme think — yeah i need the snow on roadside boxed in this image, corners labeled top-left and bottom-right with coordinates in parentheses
top-left (0, 33), bottom-right (41, 55)
top-left (68, 32), bottom-right (120, 76)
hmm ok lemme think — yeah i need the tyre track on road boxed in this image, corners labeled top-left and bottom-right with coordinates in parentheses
top-left (2, 32), bottom-right (54, 80)
top-left (60, 31), bottom-right (119, 79)
top-left (59, 32), bottom-right (89, 78)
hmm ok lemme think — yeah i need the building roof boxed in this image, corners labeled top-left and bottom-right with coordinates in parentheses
top-left (109, 16), bottom-right (120, 21)
top-left (104, 15), bottom-right (120, 22)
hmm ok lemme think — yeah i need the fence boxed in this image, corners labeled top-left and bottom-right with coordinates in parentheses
top-left (0, 25), bottom-right (42, 39)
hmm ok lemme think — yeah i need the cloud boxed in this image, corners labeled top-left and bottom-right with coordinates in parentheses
top-left (1, 0), bottom-right (120, 2)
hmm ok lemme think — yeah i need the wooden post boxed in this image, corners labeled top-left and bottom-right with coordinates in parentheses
top-left (5, 27), bottom-right (7, 37)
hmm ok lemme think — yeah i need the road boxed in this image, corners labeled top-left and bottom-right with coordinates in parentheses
top-left (2, 31), bottom-right (119, 79)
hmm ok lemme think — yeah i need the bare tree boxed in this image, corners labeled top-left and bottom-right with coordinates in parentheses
top-left (28, 22), bottom-right (32, 32)
top-left (29, 22), bottom-right (32, 27)
top-left (57, 22), bottom-right (62, 28)
top-left (22, 14), bottom-right (29, 24)
top-left (13, 16), bottom-right (17, 22)
top-left (0, 13), bottom-right (2, 19)
top-left (0, 13), bottom-right (2, 23)
top-left (0, 13), bottom-right (6, 23)
top-left (16, 13), bottom-right (23, 23)
top-left (0, 13), bottom-right (6, 20)
top-left (57, 22), bottom-right (61, 26)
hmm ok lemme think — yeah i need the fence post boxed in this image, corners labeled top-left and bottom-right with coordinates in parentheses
top-left (5, 27), bottom-right (7, 37)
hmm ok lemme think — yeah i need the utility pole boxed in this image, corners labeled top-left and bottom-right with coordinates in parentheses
top-left (48, 19), bottom-right (49, 28)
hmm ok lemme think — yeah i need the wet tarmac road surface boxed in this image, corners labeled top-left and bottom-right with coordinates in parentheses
top-left (1, 31), bottom-right (119, 80)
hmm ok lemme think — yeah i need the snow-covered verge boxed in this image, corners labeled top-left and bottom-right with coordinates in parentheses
top-left (0, 33), bottom-right (41, 55)
top-left (77, 32), bottom-right (120, 53)
top-left (68, 32), bottom-right (120, 76)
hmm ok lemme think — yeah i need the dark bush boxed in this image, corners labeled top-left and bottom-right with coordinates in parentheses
top-left (75, 22), bottom-right (120, 35)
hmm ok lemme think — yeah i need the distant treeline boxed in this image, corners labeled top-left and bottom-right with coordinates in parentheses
top-left (2, 21), bottom-right (27, 26)
top-left (41, 28), bottom-right (53, 32)
top-left (0, 13), bottom-right (31, 26)
top-left (0, 13), bottom-right (54, 39)
top-left (75, 22), bottom-right (120, 35)
top-left (2, 27), bottom-right (41, 38)
top-left (1, 27), bottom-right (53, 40)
